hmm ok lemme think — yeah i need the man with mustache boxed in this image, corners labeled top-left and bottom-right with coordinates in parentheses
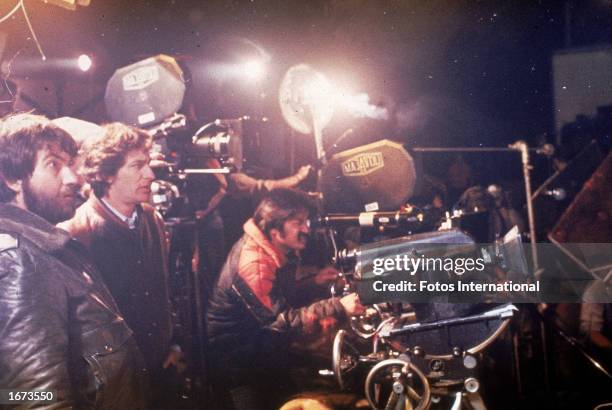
top-left (207, 188), bottom-right (365, 410)
top-left (59, 123), bottom-right (178, 408)
top-left (0, 113), bottom-right (147, 408)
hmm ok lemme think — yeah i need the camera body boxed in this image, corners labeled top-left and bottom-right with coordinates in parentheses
top-left (149, 117), bottom-right (249, 219)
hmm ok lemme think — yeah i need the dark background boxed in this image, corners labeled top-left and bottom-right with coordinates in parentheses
top-left (1, 0), bottom-right (612, 179)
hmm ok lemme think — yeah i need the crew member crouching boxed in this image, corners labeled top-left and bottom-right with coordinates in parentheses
top-left (207, 188), bottom-right (365, 410)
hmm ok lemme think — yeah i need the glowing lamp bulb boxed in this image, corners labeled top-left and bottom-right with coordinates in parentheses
top-left (77, 54), bottom-right (92, 72)
top-left (243, 60), bottom-right (265, 81)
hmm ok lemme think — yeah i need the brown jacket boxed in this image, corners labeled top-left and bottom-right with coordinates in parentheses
top-left (59, 195), bottom-right (173, 373)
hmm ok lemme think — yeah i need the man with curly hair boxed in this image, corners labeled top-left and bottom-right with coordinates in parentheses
top-left (59, 122), bottom-right (179, 408)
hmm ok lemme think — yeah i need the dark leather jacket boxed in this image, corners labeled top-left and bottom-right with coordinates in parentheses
top-left (0, 204), bottom-right (147, 409)
top-left (206, 219), bottom-right (346, 386)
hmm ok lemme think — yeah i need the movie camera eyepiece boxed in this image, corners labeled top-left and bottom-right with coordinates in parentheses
top-left (191, 119), bottom-right (244, 170)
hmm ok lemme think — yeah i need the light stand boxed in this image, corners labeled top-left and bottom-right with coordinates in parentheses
top-left (413, 142), bottom-right (547, 398)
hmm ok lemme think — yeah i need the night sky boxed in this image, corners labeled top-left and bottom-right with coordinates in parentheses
top-left (2, 0), bottom-right (612, 156)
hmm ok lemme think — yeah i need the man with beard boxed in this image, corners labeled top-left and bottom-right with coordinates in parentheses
top-left (0, 113), bottom-right (147, 408)
top-left (59, 123), bottom-right (179, 408)
top-left (207, 188), bottom-right (365, 410)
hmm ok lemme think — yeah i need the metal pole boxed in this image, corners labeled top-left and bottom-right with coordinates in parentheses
top-left (510, 141), bottom-right (539, 274)
top-left (311, 110), bottom-right (326, 183)
top-left (413, 147), bottom-right (516, 153)
top-left (540, 318), bottom-right (551, 392)
top-left (412, 147), bottom-right (542, 153)
top-left (513, 330), bottom-right (523, 399)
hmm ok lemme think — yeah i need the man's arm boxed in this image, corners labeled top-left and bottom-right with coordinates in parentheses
top-left (286, 266), bottom-right (340, 308)
top-left (228, 165), bottom-right (312, 197)
top-left (267, 296), bottom-right (346, 335)
top-left (0, 246), bottom-right (74, 409)
top-left (580, 303), bottom-right (612, 350)
top-left (237, 259), bottom-right (363, 335)
top-left (589, 331), bottom-right (612, 350)
top-left (261, 165), bottom-right (312, 192)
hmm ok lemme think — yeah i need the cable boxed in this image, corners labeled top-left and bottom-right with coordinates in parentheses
top-left (0, 1), bottom-right (21, 24)
top-left (19, 0), bottom-right (46, 60)
top-left (0, 1), bottom-right (46, 60)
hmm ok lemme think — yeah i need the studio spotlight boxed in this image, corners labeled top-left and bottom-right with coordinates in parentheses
top-left (279, 64), bottom-right (337, 160)
top-left (301, 73), bottom-right (336, 112)
top-left (279, 64), bottom-right (336, 134)
top-left (77, 54), bottom-right (92, 72)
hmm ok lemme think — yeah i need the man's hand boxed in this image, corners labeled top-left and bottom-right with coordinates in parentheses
top-left (149, 151), bottom-right (168, 168)
top-left (195, 209), bottom-right (210, 220)
top-left (162, 346), bottom-right (182, 369)
top-left (339, 293), bottom-right (366, 316)
top-left (295, 165), bottom-right (312, 182)
top-left (314, 266), bottom-right (339, 286)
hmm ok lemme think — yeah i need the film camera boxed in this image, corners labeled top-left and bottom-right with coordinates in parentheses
top-left (147, 115), bottom-right (247, 218)
top-left (314, 138), bottom-right (530, 409)
top-left (317, 226), bottom-right (528, 409)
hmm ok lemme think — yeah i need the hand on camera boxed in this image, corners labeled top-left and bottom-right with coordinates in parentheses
top-left (149, 151), bottom-right (167, 168)
top-left (162, 345), bottom-right (183, 369)
top-left (295, 165), bottom-right (312, 182)
top-left (315, 266), bottom-right (340, 286)
top-left (339, 293), bottom-right (366, 316)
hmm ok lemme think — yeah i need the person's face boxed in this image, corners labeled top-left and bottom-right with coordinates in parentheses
top-left (106, 148), bottom-right (154, 206)
top-left (23, 145), bottom-right (80, 223)
top-left (271, 210), bottom-right (310, 253)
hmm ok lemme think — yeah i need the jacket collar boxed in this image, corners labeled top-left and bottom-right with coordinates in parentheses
top-left (0, 203), bottom-right (71, 252)
top-left (89, 194), bottom-right (141, 230)
top-left (243, 218), bottom-right (287, 268)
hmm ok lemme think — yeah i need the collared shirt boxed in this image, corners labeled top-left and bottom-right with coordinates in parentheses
top-left (100, 198), bottom-right (138, 229)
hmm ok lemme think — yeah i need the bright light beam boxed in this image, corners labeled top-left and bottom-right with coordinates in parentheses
top-left (77, 54), bottom-right (92, 72)
top-left (338, 92), bottom-right (389, 120)
top-left (280, 64), bottom-right (390, 138)
top-left (300, 72), bottom-right (388, 122)
top-left (241, 59), bottom-right (265, 81)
